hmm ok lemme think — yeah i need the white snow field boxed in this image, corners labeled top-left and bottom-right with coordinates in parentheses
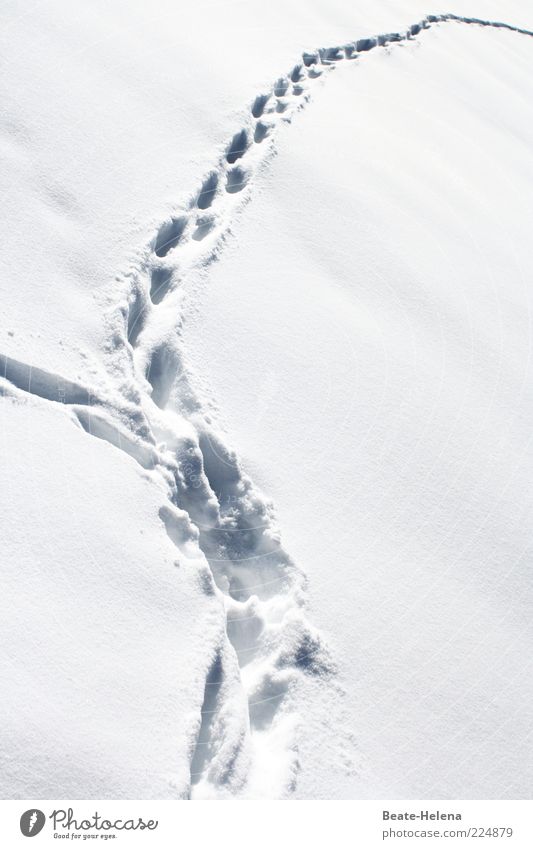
top-left (1, 1), bottom-right (532, 800)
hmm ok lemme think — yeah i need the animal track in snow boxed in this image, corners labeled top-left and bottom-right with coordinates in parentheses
top-left (225, 166), bottom-right (248, 195)
top-left (154, 215), bottom-right (188, 257)
top-left (251, 94), bottom-right (270, 118)
top-left (149, 267), bottom-right (173, 306)
top-left (74, 406), bottom-right (159, 470)
top-left (192, 216), bottom-right (216, 241)
top-left (0, 354), bottom-right (93, 406)
top-left (226, 129), bottom-right (250, 165)
top-left (253, 121), bottom-right (270, 144)
top-left (196, 172), bottom-right (219, 210)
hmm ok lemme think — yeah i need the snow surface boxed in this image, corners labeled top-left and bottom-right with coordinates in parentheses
top-left (182, 19), bottom-right (533, 798)
top-left (1, 1), bottom-right (533, 799)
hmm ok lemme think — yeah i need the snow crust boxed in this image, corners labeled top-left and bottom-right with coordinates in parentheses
top-left (1, 1), bottom-right (533, 799)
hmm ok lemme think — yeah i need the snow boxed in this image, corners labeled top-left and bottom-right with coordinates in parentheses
top-left (0, 389), bottom-right (220, 798)
top-left (182, 19), bottom-right (533, 798)
top-left (1, 0), bottom-right (533, 800)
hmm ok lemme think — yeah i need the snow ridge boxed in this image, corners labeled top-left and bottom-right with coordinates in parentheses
top-left (2, 12), bottom-right (532, 799)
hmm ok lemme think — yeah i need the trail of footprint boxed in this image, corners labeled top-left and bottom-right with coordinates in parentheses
top-left (5, 11), bottom-right (531, 800)
top-left (117, 12), bottom-right (533, 798)
top-left (137, 14), bottom-right (533, 315)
